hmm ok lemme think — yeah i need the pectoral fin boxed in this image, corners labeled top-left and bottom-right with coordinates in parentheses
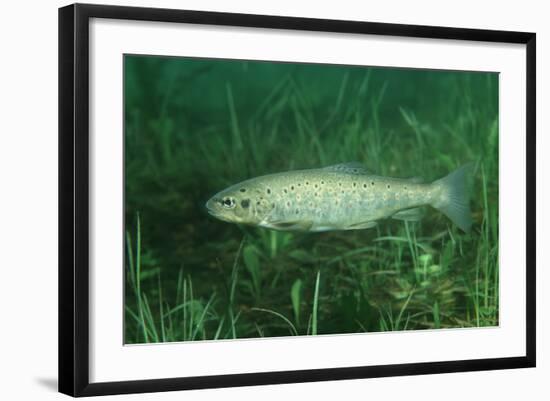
top-left (261, 219), bottom-right (313, 232)
top-left (392, 207), bottom-right (425, 221)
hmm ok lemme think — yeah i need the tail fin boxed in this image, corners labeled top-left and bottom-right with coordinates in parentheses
top-left (432, 164), bottom-right (473, 233)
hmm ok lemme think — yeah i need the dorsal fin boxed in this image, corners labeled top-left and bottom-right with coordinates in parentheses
top-left (323, 162), bottom-right (372, 175)
top-left (406, 176), bottom-right (424, 184)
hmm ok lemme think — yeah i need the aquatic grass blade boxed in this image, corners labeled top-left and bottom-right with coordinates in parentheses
top-left (312, 270), bottom-right (321, 336)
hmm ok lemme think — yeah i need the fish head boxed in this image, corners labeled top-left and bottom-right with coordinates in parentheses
top-left (205, 182), bottom-right (264, 226)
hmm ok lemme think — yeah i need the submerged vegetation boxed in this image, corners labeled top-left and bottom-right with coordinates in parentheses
top-left (124, 56), bottom-right (499, 343)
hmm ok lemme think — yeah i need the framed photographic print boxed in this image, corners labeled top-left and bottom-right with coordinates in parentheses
top-left (58, 3), bottom-right (536, 397)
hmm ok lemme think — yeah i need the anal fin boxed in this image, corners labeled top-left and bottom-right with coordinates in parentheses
top-left (392, 207), bottom-right (425, 222)
top-left (345, 221), bottom-right (378, 230)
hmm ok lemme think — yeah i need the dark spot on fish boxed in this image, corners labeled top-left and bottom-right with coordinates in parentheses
top-left (306, 181), bottom-right (309, 185)
top-left (241, 199), bottom-right (250, 208)
top-left (314, 184), bottom-right (318, 188)
top-left (295, 209), bottom-right (300, 214)
top-left (298, 183), bottom-right (301, 187)
top-left (272, 203), bottom-right (275, 209)
top-left (321, 181), bottom-right (325, 185)
top-left (266, 188), bottom-right (271, 194)
top-left (284, 188), bottom-right (288, 193)
top-left (363, 183), bottom-right (367, 188)
top-left (286, 201), bottom-right (291, 207)
top-left (371, 181), bottom-right (375, 186)
top-left (240, 188), bottom-right (246, 193)
top-left (256, 201), bottom-right (260, 205)
top-left (353, 182), bottom-right (357, 187)
top-left (387, 184), bottom-right (391, 189)
top-left (291, 185), bottom-right (294, 190)
top-left (404, 186), bottom-right (408, 190)
top-left (353, 168), bottom-right (358, 172)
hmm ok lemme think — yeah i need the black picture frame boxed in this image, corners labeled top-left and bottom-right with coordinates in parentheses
top-left (58, 3), bottom-right (536, 397)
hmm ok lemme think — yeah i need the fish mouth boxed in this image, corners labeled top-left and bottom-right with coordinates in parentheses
top-left (205, 199), bottom-right (218, 216)
top-left (206, 209), bottom-right (237, 224)
top-left (205, 199), bottom-right (229, 221)
top-left (205, 199), bottom-right (243, 224)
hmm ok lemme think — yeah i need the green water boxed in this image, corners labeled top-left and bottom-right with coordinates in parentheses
top-left (124, 55), bottom-right (499, 343)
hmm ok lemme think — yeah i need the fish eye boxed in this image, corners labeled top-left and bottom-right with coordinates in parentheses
top-left (221, 197), bottom-right (236, 208)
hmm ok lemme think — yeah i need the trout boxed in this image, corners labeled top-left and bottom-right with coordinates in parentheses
top-left (205, 163), bottom-right (472, 232)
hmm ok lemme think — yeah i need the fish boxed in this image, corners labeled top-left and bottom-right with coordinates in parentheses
top-left (205, 163), bottom-right (472, 233)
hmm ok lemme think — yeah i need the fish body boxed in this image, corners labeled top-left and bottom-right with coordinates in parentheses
top-left (205, 163), bottom-right (472, 232)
